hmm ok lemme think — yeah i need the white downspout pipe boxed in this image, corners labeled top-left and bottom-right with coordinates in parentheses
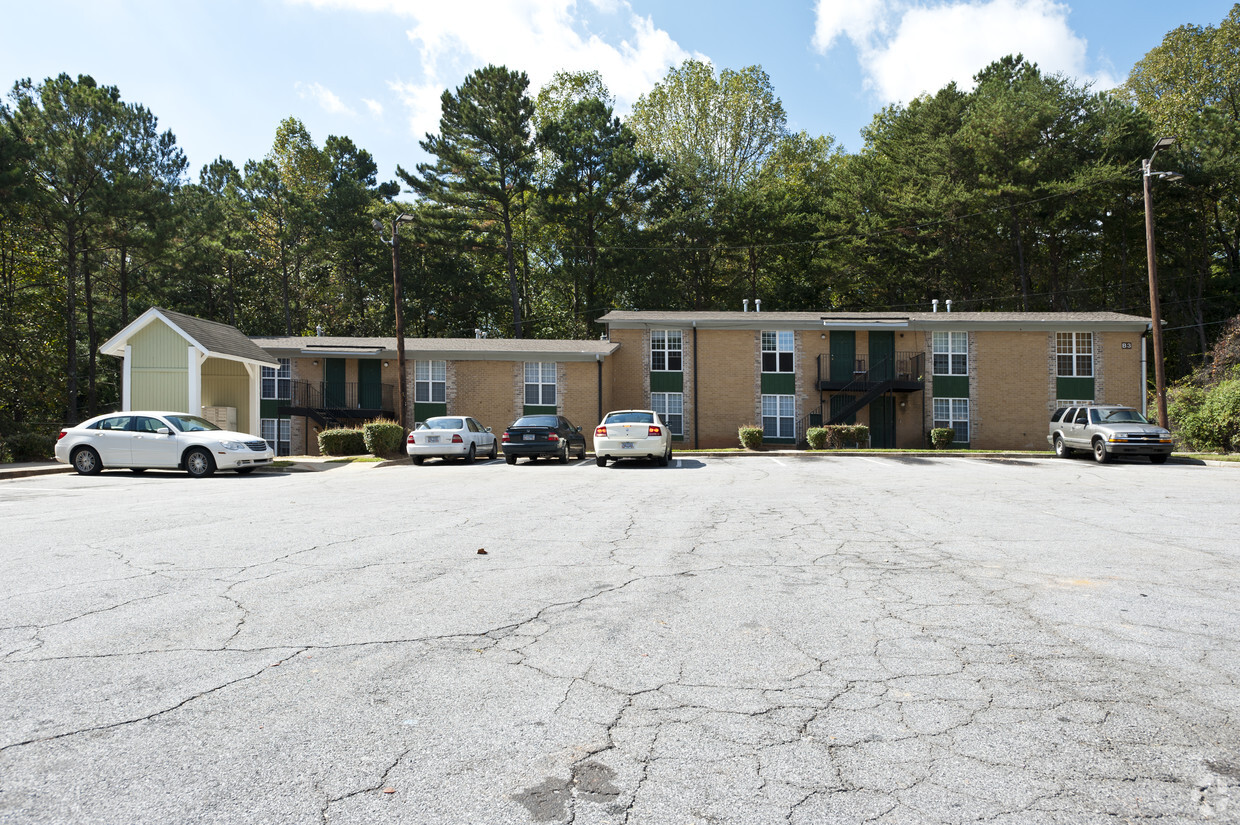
top-left (1142, 325), bottom-right (1149, 417)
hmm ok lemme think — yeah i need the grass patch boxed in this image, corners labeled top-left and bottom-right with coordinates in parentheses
top-left (326, 456), bottom-right (385, 463)
top-left (1176, 452), bottom-right (1240, 462)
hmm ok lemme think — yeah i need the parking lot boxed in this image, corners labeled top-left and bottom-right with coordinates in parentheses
top-left (1, 455), bottom-right (1238, 824)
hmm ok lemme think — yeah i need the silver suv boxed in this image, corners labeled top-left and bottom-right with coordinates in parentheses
top-left (1048, 404), bottom-right (1173, 464)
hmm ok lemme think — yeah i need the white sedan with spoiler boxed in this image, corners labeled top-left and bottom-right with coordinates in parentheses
top-left (593, 409), bottom-right (673, 467)
top-left (406, 416), bottom-right (498, 464)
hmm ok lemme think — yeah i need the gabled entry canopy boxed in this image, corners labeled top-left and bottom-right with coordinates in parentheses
top-left (101, 307), bottom-right (278, 366)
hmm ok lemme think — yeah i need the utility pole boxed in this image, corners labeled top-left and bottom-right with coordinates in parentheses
top-left (1141, 137), bottom-right (1181, 429)
top-left (375, 214), bottom-right (414, 430)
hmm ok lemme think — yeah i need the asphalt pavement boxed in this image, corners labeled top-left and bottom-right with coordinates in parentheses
top-left (1, 455), bottom-right (1238, 824)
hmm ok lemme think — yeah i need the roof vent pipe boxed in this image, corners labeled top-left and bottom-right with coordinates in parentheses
top-left (932, 299), bottom-right (939, 313)
top-left (474, 328), bottom-right (482, 339)
top-left (946, 299), bottom-right (952, 313)
top-left (315, 325), bottom-right (323, 336)
top-left (743, 299), bottom-right (749, 313)
top-left (755, 299), bottom-right (762, 313)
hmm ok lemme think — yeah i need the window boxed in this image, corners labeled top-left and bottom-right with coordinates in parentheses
top-left (415, 360), bottom-right (446, 403)
top-left (524, 362), bottom-right (556, 406)
top-left (651, 330), bottom-right (683, 371)
top-left (762, 394), bottom-right (795, 439)
top-left (932, 332), bottom-right (968, 376)
top-left (1057, 332), bottom-right (1093, 377)
top-left (261, 358), bottom-right (291, 400)
top-left (651, 392), bottom-right (683, 436)
top-left (761, 330), bottom-right (794, 372)
top-left (261, 418), bottom-right (290, 456)
top-left (933, 398), bottom-right (970, 443)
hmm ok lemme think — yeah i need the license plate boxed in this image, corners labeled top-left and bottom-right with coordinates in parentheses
top-left (523, 434), bottom-right (535, 441)
top-left (621, 441), bottom-right (634, 449)
top-left (426, 436), bottom-right (439, 444)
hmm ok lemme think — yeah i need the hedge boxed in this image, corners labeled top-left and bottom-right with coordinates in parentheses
top-left (318, 428), bottom-right (367, 456)
top-left (929, 428), bottom-right (956, 449)
top-left (0, 432), bottom-right (57, 462)
top-left (363, 419), bottom-right (405, 457)
top-left (738, 425), bottom-right (763, 450)
top-left (806, 424), bottom-right (869, 449)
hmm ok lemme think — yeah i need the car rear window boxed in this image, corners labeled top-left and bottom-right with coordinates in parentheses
top-left (513, 416), bottom-right (558, 427)
top-left (424, 417), bottom-right (463, 430)
top-left (605, 412), bottom-right (654, 424)
top-left (1051, 408), bottom-right (1066, 423)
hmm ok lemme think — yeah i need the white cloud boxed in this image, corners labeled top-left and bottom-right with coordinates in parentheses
top-left (363, 98), bottom-right (384, 118)
top-left (813, 0), bottom-right (1117, 105)
top-left (296, 81), bottom-right (356, 116)
top-left (287, 0), bottom-right (692, 143)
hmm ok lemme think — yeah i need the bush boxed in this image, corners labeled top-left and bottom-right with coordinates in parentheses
top-left (1169, 376), bottom-right (1240, 452)
top-left (1, 431), bottom-right (57, 462)
top-left (318, 428), bottom-right (367, 456)
top-left (807, 424), bottom-right (869, 449)
top-left (929, 428), bottom-right (955, 449)
top-left (363, 419), bottom-right (405, 457)
top-left (738, 425), bottom-right (763, 450)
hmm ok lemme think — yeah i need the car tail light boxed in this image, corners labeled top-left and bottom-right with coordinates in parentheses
top-left (648, 426), bottom-right (662, 436)
top-left (57, 429), bottom-right (67, 440)
top-left (451, 434), bottom-right (463, 443)
top-left (407, 433), bottom-right (415, 443)
top-left (502, 432), bottom-right (510, 442)
top-left (595, 426), bottom-right (607, 437)
top-left (547, 432), bottom-right (559, 441)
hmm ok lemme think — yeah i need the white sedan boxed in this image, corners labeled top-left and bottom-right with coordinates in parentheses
top-left (593, 409), bottom-right (673, 467)
top-left (54, 411), bottom-right (274, 477)
top-left (406, 415), bottom-right (498, 464)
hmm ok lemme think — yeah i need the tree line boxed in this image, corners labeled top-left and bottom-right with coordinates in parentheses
top-left (2, 6), bottom-right (1238, 429)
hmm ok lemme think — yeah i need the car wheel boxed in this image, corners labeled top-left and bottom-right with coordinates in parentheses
top-left (505, 454), bottom-right (516, 465)
top-left (235, 467), bottom-right (255, 475)
top-left (465, 443), bottom-right (476, 464)
top-left (1150, 453), bottom-right (1169, 464)
top-left (1053, 435), bottom-right (1070, 458)
top-left (412, 455), bottom-right (424, 465)
top-left (72, 447), bottom-right (102, 476)
top-left (558, 443), bottom-right (568, 464)
top-left (488, 440), bottom-right (498, 460)
top-left (595, 455), bottom-right (607, 467)
top-left (185, 447), bottom-right (216, 478)
top-left (1092, 438), bottom-right (1112, 464)
top-left (655, 451), bottom-right (668, 467)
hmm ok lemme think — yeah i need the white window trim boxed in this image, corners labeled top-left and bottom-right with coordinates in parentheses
top-left (651, 391), bottom-right (684, 436)
top-left (761, 330), bottom-right (795, 374)
top-left (932, 331), bottom-right (968, 376)
top-left (261, 358), bottom-right (291, 400)
top-left (415, 360), bottom-right (447, 404)
top-left (261, 417), bottom-right (291, 456)
top-left (933, 398), bottom-right (970, 443)
top-left (1056, 332), bottom-right (1094, 378)
top-left (650, 330), bottom-right (683, 372)
top-left (524, 362), bottom-right (557, 407)
top-left (761, 393), bottom-right (795, 439)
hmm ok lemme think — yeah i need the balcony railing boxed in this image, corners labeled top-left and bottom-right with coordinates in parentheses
top-left (817, 351), bottom-right (925, 387)
top-left (288, 380), bottom-right (394, 413)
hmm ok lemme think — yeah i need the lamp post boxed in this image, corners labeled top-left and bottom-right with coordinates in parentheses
top-left (374, 213), bottom-right (414, 430)
top-left (1141, 137), bottom-right (1182, 429)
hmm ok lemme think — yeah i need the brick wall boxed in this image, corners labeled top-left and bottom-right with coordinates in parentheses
top-left (696, 329), bottom-right (758, 447)
top-left (455, 360), bottom-right (521, 435)
top-left (561, 360), bottom-right (604, 447)
top-left (1100, 331), bottom-right (1143, 409)
top-left (973, 331), bottom-right (1052, 450)
top-left (608, 328), bottom-right (646, 412)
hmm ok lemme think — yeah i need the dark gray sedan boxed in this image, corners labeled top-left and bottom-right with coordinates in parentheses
top-left (501, 415), bottom-right (588, 464)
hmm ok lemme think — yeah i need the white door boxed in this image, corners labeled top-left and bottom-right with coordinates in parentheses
top-left (91, 415), bottom-right (134, 465)
top-left (130, 415), bottom-right (181, 468)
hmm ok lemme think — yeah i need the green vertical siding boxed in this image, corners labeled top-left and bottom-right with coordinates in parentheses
top-left (130, 318), bottom-right (190, 411)
top-left (202, 357), bottom-right (249, 418)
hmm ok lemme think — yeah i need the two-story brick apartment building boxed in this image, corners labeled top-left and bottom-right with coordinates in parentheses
top-left (598, 310), bottom-right (1151, 450)
top-left (242, 310), bottom-right (1150, 454)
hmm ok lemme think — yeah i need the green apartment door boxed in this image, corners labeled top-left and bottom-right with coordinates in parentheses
top-left (829, 331), bottom-right (855, 382)
top-left (870, 331), bottom-right (894, 380)
top-left (324, 358), bottom-right (346, 408)
top-left (869, 395), bottom-right (895, 448)
top-left (358, 360), bottom-right (382, 409)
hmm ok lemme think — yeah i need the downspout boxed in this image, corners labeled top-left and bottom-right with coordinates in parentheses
top-left (693, 321), bottom-right (700, 450)
top-left (596, 353), bottom-right (602, 425)
top-left (1142, 325), bottom-right (1149, 418)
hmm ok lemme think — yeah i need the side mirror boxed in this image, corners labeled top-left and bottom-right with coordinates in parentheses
top-left (157, 427), bottom-right (171, 435)
top-left (575, 426), bottom-right (582, 433)
top-left (485, 427), bottom-right (492, 433)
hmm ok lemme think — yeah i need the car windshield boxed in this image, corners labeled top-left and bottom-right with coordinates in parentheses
top-left (424, 417), bottom-right (463, 430)
top-left (165, 414), bottom-right (221, 432)
top-left (606, 412), bottom-right (654, 424)
top-left (513, 416), bottom-right (558, 427)
top-left (1099, 409), bottom-right (1148, 424)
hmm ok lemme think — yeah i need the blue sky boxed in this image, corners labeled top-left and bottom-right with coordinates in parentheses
top-left (2, 0), bottom-right (1233, 184)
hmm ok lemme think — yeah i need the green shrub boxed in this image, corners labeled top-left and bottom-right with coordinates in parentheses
top-left (318, 428), bottom-right (367, 456)
top-left (1, 432), bottom-right (57, 462)
top-left (930, 428), bottom-right (955, 449)
top-left (1170, 377), bottom-right (1240, 452)
top-left (805, 427), bottom-right (828, 449)
top-left (0, 442), bottom-right (13, 464)
top-left (738, 425), bottom-right (763, 450)
top-left (363, 418), bottom-right (405, 457)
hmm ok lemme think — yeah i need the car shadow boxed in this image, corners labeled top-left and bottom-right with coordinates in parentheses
top-left (602, 457), bottom-right (705, 470)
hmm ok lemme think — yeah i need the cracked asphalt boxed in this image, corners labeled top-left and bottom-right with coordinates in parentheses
top-left (1, 454), bottom-right (1238, 824)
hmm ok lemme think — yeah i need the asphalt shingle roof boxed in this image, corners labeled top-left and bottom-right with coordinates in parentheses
top-left (154, 308), bottom-right (280, 364)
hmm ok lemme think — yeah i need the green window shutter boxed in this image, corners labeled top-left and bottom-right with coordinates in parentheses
top-left (761, 373), bottom-right (795, 394)
top-left (1056, 377), bottom-right (1095, 400)
top-left (414, 402), bottom-right (448, 421)
top-left (932, 375), bottom-right (969, 398)
top-left (650, 371), bottom-right (683, 392)
top-left (523, 404), bottom-right (558, 416)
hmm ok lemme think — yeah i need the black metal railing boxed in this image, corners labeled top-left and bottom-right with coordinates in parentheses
top-left (289, 380), bottom-right (394, 414)
top-left (816, 351), bottom-right (925, 385)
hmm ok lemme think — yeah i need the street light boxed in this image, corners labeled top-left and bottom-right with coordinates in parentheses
top-left (1142, 137), bottom-right (1181, 429)
top-left (374, 213), bottom-right (415, 430)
